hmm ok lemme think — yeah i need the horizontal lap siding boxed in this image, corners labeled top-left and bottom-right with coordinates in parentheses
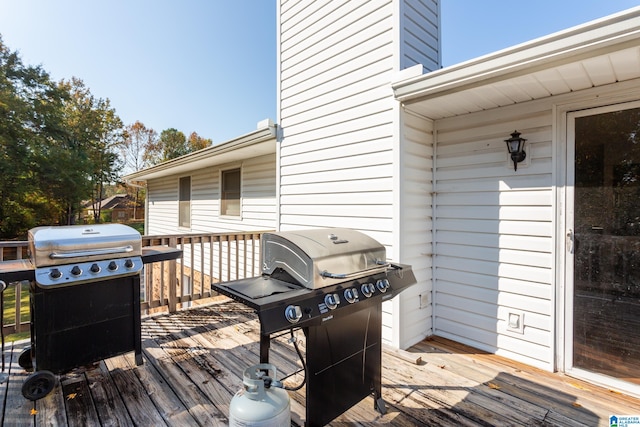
top-left (394, 109), bottom-right (434, 348)
top-left (278, 0), bottom-right (439, 348)
top-left (434, 102), bottom-right (555, 370)
top-left (401, 0), bottom-right (440, 70)
top-left (147, 178), bottom-right (179, 235)
top-left (146, 154), bottom-right (276, 235)
top-left (278, 0), bottom-right (396, 238)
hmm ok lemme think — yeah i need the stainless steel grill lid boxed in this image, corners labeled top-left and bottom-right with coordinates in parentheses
top-left (261, 228), bottom-right (387, 289)
top-left (28, 224), bottom-right (142, 268)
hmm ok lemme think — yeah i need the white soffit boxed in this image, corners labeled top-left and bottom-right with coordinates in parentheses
top-left (393, 7), bottom-right (640, 120)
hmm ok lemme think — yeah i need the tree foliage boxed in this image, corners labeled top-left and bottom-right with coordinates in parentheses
top-left (120, 121), bottom-right (157, 175)
top-left (0, 35), bottom-right (214, 237)
top-left (188, 131), bottom-right (212, 152)
top-left (118, 121), bottom-right (156, 221)
top-left (0, 36), bottom-right (125, 237)
top-left (144, 128), bottom-right (212, 165)
top-left (1, 36), bottom-right (68, 237)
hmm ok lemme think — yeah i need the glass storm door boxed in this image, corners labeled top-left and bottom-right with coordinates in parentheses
top-left (567, 103), bottom-right (640, 391)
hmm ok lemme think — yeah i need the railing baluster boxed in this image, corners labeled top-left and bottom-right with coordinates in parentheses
top-left (0, 231), bottom-right (271, 336)
top-left (14, 282), bottom-right (22, 334)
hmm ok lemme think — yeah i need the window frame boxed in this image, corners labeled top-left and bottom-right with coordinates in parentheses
top-left (178, 175), bottom-right (191, 228)
top-left (220, 167), bottom-right (241, 218)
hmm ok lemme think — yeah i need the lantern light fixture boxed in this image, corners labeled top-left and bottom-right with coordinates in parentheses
top-left (505, 130), bottom-right (526, 171)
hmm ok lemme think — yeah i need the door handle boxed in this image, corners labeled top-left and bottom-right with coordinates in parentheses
top-left (566, 229), bottom-right (574, 254)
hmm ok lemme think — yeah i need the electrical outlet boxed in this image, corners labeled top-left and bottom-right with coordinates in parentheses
top-left (419, 293), bottom-right (429, 309)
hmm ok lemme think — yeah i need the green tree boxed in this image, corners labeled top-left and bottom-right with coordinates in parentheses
top-left (187, 131), bottom-right (212, 152)
top-left (0, 35), bottom-right (69, 237)
top-left (145, 128), bottom-right (188, 164)
top-left (56, 78), bottom-right (124, 224)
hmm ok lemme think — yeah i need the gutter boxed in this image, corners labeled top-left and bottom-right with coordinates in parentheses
top-left (393, 6), bottom-right (640, 104)
top-left (125, 180), bottom-right (146, 189)
top-left (123, 119), bottom-right (277, 182)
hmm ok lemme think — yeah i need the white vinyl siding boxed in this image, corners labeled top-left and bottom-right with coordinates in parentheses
top-left (278, 0), bottom-right (395, 238)
top-left (146, 154), bottom-right (277, 236)
top-left (432, 101), bottom-right (555, 370)
top-left (146, 177), bottom-right (180, 236)
top-left (384, 109), bottom-right (434, 348)
top-left (399, 0), bottom-right (440, 70)
top-left (278, 0), bottom-right (439, 234)
top-left (278, 0), bottom-right (439, 348)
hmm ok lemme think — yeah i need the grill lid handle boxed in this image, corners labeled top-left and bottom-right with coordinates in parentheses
top-left (320, 261), bottom-right (390, 280)
top-left (49, 245), bottom-right (134, 259)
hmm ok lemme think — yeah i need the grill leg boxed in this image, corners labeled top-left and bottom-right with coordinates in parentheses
top-left (133, 275), bottom-right (143, 366)
top-left (259, 332), bottom-right (270, 363)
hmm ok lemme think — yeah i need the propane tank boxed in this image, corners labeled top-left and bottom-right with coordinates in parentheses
top-left (229, 363), bottom-right (291, 427)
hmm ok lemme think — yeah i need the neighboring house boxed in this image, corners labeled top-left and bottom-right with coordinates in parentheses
top-left (83, 194), bottom-right (144, 223)
top-left (125, 2), bottom-right (640, 398)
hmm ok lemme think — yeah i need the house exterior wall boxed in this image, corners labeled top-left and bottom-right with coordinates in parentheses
top-left (146, 153), bottom-right (277, 235)
top-left (433, 101), bottom-right (555, 370)
top-left (392, 108), bottom-right (434, 347)
top-left (431, 81), bottom-right (640, 371)
top-left (398, 0), bottom-right (440, 71)
top-left (277, 0), bottom-right (440, 348)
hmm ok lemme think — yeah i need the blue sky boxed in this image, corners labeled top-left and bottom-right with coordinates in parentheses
top-left (0, 1), bottom-right (638, 144)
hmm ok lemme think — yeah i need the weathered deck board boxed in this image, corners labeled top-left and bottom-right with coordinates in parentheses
top-left (0, 298), bottom-right (639, 426)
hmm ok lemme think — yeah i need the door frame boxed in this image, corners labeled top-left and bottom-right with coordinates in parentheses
top-left (561, 99), bottom-right (640, 398)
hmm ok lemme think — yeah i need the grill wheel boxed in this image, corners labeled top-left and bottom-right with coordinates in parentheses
top-left (18, 347), bottom-right (33, 371)
top-left (22, 370), bottom-right (56, 401)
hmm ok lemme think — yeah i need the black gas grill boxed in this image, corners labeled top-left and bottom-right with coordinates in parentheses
top-left (0, 224), bottom-right (182, 401)
top-left (214, 228), bottom-right (416, 426)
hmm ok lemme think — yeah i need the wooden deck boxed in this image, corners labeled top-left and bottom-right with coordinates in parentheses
top-left (1, 298), bottom-right (639, 426)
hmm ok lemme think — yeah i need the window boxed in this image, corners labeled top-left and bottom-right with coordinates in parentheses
top-left (179, 176), bottom-right (191, 227)
top-left (221, 168), bottom-right (241, 216)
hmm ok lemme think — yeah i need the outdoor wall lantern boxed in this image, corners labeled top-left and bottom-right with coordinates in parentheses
top-left (504, 130), bottom-right (526, 171)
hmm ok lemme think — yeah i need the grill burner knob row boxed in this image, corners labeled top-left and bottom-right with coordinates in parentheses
top-left (284, 305), bottom-right (303, 324)
top-left (376, 279), bottom-right (390, 293)
top-left (324, 293), bottom-right (340, 310)
top-left (361, 283), bottom-right (375, 298)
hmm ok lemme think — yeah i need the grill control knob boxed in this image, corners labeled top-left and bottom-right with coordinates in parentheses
top-left (284, 305), bottom-right (303, 324)
top-left (49, 268), bottom-right (62, 279)
top-left (90, 263), bottom-right (101, 273)
top-left (124, 259), bottom-right (134, 269)
top-left (361, 283), bottom-right (375, 298)
top-left (70, 266), bottom-right (82, 276)
top-left (324, 293), bottom-right (340, 310)
top-left (376, 279), bottom-right (389, 293)
top-left (344, 288), bottom-right (358, 304)
top-left (108, 261), bottom-right (118, 271)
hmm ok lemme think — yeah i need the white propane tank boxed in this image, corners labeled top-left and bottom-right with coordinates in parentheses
top-left (229, 363), bottom-right (291, 427)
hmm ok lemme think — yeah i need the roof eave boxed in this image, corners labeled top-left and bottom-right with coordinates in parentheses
top-left (123, 121), bottom-right (277, 183)
top-left (393, 6), bottom-right (640, 106)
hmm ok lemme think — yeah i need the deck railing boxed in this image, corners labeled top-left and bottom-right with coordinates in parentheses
top-left (0, 230), bottom-right (271, 338)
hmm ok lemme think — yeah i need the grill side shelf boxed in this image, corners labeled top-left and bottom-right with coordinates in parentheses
top-left (0, 259), bottom-right (34, 283)
top-left (213, 276), bottom-right (311, 311)
top-left (141, 246), bottom-right (183, 263)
